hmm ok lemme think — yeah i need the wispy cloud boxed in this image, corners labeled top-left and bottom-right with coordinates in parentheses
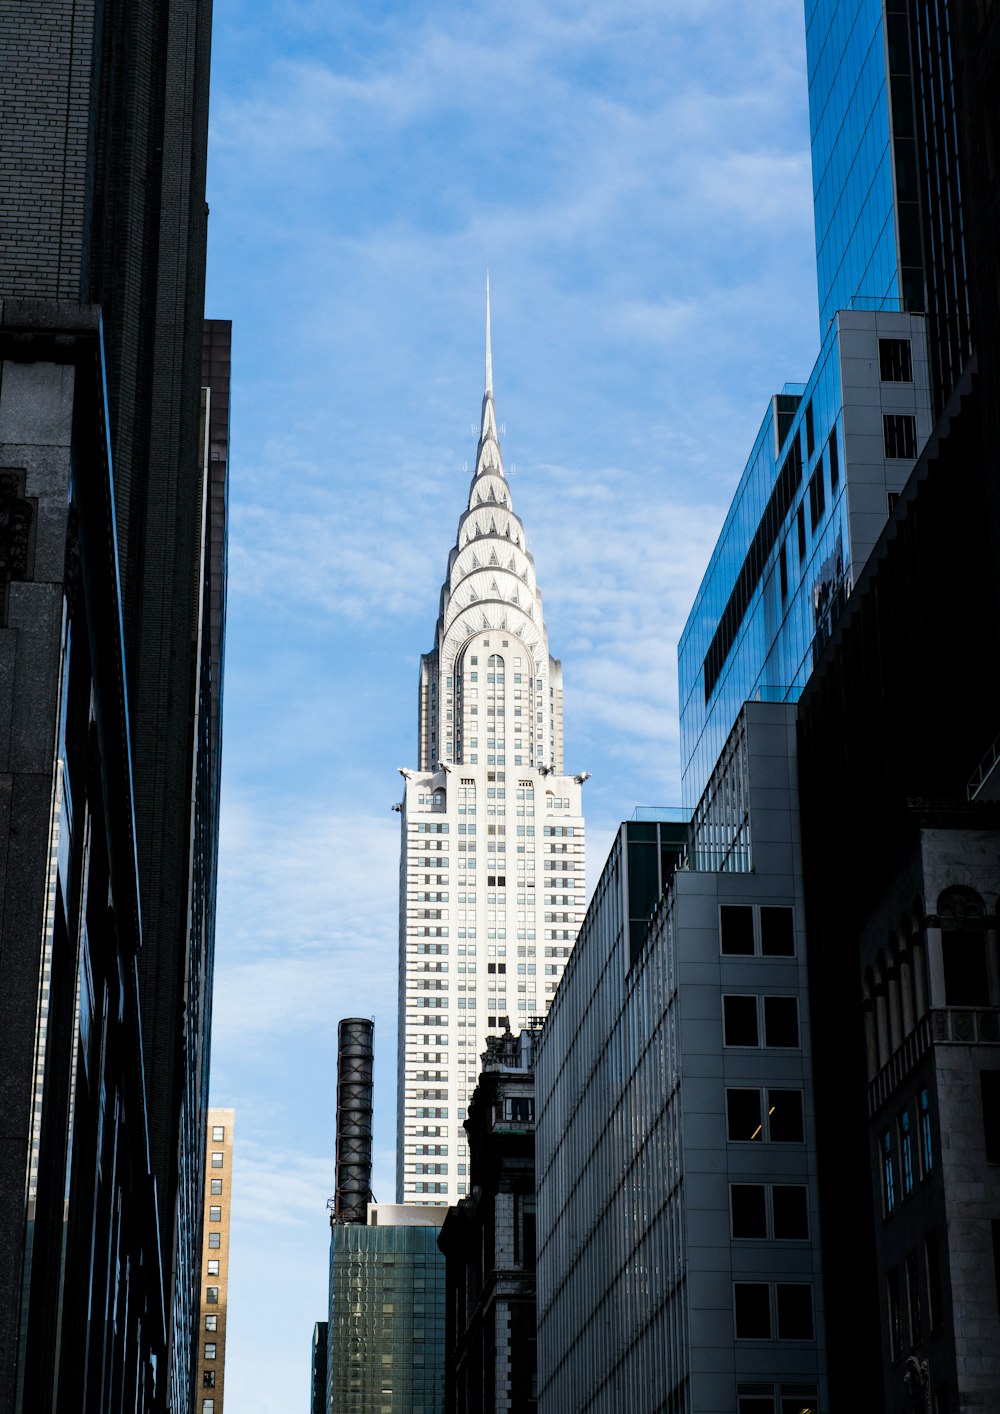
top-left (206, 1), bottom-right (819, 1406)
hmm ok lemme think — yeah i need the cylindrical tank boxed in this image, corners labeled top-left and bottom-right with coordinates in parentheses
top-left (334, 1018), bottom-right (374, 1224)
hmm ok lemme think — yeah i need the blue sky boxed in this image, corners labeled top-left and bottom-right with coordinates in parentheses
top-left (204, 0), bottom-right (820, 1405)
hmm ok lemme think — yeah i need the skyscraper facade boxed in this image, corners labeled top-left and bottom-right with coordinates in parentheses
top-left (328, 1205), bottom-right (447, 1414)
top-left (678, 307), bottom-right (931, 806)
top-left (536, 712), bottom-right (827, 1414)
top-left (0, 2), bottom-right (224, 1408)
top-left (196, 1110), bottom-right (235, 1414)
top-left (396, 296), bottom-right (586, 1207)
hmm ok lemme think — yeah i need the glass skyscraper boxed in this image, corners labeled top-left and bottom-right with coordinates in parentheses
top-left (679, 308), bottom-right (931, 805)
top-left (678, 0), bottom-right (942, 806)
top-left (806, 0), bottom-right (924, 330)
top-left (327, 1206), bottom-right (446, 1414)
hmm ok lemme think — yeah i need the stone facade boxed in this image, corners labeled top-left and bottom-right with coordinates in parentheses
top-left (397, 292), bottom-right (586, 1206)
top-left (439, 1029), bottom-right (539, 1414)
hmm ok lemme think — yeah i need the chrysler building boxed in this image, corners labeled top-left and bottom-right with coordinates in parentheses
top-left (396, 288), bottom-right (587, 1205)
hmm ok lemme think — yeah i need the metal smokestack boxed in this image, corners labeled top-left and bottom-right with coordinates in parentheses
top-left (333, 1018), bottom-right (374, 1225)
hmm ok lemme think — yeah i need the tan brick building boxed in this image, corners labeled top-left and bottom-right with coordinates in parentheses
top-left (196, 1108), bottom-right (235, 1413)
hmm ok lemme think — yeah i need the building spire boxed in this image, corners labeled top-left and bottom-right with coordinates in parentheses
top-left (485, 271), bottom-right (493, 396)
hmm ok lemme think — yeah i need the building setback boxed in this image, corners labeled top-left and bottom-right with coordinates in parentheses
top-left (439, 1027), bottom-right (541, 1414)
top-left (396, 289), bottom-right (586, 1207)
top-left (0, 1), bottom-right (224, 1408)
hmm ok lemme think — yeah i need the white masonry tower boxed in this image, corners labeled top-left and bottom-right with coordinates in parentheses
top-left (396, 282), bottom-right (587, 1205)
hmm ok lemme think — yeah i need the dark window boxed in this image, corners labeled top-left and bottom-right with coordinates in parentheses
top-left (882, 1128), bottom-right (896, 1214)
top-left (760, 907), bottom-right (795, 956)
top-left (776, 1284), bottom-right (813, 1340)
top-left (738, 1394), bottom-right (774, 1414)
top-left (768, 1090), bottom-right (804, 1142)
top-left (504, 1096), bottom-right (534, 1122)
top-left (884, 413), bottom-right (917, 458)
top-left (206, 1287), bottom-right (219, 1305)
top-left (764, 996), bottom-right (799, 1048)
top-left (900, 1108), bottom-right (914, 1196)
top-left (879, 337), bottom-right (913, 381)
top-left (982, 1072), bottom-right (1000, 1164)
top-left (779, 542), bottom-right (788, 601)
top-left (887, 1267), bottom-right (902, 1361)
top-left (797, 504), bottom-right (806, 558)
top-left (727, 1089), bottom-right (763, 1142)
top-left (805, 401), bottom-right (815, 458)
top-left (772, 1185), bottom-right (809, 1239)
top-left (734, 1283), bottom-right (772, 1339)
top-left (721, 905), bottom-right (754, 955)
top-left (780, 1390), bottom-right (817, 1414)
top-left (943, 929), bottom-right (990, 1006)
top-left (731, 1184), bottom-right (767, 1239)
top-left (919, 1088), bottom-right (934, 1175)
top-left (808, 465), bottom-right (825, 530)
top-left (925, 1232), bottom-right (942, 1332)
top-left (905, 1250), bottom-right (922, 1345)
top-left (203, 1372), bottom-right (216, 1389)
top-left (828, 428), bottom-right (839, 488)
top-left (724, 996), bottom-right (759, 1047)
top-left (887, 490), bottom-right (900, 515)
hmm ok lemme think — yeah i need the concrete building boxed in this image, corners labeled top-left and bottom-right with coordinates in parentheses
top-left (328, 1205), bottom-right (446, 1414)
top-left (438, 1027), bottom-right (541, 1414)
top-left (396, 288), bottom-right (586, 1206)
top-left (0, 3), bottom-right (224, 1409)
top-left (195, 1110), bottom-right (234, 1414)
top-left (535, 709), bottom-right (826, 1414)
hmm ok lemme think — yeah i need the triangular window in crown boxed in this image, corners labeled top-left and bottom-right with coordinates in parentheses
top-left (489, 578), bottom-right (500, 595)
top-left (471, 552), bottom-right (481, 569)
top-left (488, 485), bottom-right (497, 502)
top-left (489, 549), bottom-right (499, 566)
top-left (489, 517), bottom-right (497, 534)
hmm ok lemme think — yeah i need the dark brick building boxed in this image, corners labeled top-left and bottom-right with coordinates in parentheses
top-left (0, 2), bottom-right (225, 1410)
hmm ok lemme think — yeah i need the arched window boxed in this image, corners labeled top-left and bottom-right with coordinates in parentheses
top-left (938, 886), bottom-right (989, 1007)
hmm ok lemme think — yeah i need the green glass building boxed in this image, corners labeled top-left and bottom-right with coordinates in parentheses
top-left (328, 1206), bottom-right (446, 1414)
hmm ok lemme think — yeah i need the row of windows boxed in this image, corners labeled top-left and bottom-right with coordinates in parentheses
top-left (881, 1088), bottom-right (933, 1215)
